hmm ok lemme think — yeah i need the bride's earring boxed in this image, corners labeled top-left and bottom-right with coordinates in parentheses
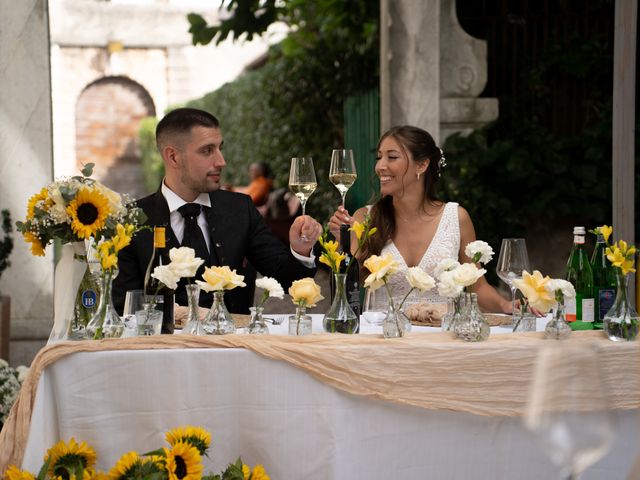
top-left (416, 172), bottom-right (421, 180)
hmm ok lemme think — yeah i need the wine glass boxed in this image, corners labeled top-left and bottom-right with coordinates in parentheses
top-left (362, 287), bottom-right (389, 325)
top-left (329, 149), bottom-right (357, 208)
top-left (496, 238), bottom-right (531, 318)
top-left (123, 290), bottom-right (146, 328)
top-left (524, 342), bottom-right (615, 479)
top-left (288, 157), bottom-right (317, 216)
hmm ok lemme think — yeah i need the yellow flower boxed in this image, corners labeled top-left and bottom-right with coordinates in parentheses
top-left (197, 265), bottom-right (246, 292)
top-left (67, 188), bottom-right (111, 239)
top-left (163, 442), bottom-right (203, 480)
top-left (4, 465), bottom-right (35, 480)
top-left (350, 221), bottom-right (365, 240)
top-left (26, 187), bottom-right (50, 219)
top-left (606, 241), bottom-right (636, 275)
top-left (22, 231), bottom-right (45, 256)
top-left (363, 253), bottom-right (400, 291)
top-left (97, 240), bottom-right (118, 271)
top-left (249, 464), bottom-right (270, 480)
top-left (598, 225), bottom-right (613, 243)
top-left (512, 270), bottom-right (555, 313)
top-left (165, 425), bottom-right (211, 456)
top-left (242, 464), bottom-right (251, 480)
top-left (111, 224), bottom-right (134, 252)
top-left (289, 277), bottom-right (324, 307)
top-left (108, 451), bottom-right (139, 480)
top-left (45, 438), bottom-right (97, 478)
top-left (318, 238), bottom-right (345, 273)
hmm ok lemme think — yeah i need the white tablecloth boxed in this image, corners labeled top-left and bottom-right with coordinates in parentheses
top-left (20, 316), bottom-right (639, 479)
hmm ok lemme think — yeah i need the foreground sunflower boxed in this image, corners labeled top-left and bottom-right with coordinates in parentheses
top-left (4, 465), bottom-right (35, 480)
top-left (165, 425), bottom-right (211, 456)
top-left (45, 437), bottom-right (97, 478)
top-left (108, 451), bottom-right (164, 480)
top-left (66, 187), bottom-right (111, 239)
top-left (22, 231), bottom-right (45, 256)
top-left (163, 441), bottom-right (203, 480)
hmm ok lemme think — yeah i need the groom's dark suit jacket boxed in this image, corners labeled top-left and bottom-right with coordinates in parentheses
top-left (113, 188), bottom-right (316, 314)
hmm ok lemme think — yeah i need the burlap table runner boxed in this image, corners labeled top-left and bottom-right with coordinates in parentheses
top-left (0, 330), bottom-right (637, 470)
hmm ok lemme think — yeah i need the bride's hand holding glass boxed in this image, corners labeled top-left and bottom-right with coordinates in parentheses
top-left (328, 205), bottom-right (353, 239)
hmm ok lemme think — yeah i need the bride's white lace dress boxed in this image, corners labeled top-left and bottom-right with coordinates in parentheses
top-left (381, 202), bottom-right (460, 305)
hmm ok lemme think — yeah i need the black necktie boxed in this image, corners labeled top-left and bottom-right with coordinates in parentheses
top-left (178, 203), bottom-right (210, 265)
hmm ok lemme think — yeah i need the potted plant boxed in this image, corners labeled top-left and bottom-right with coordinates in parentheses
top-left (0, 209), bottom-right (13, 359)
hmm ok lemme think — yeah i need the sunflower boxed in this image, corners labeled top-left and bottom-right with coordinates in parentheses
top-left (26, 187), bottom-right (50, 219)
top-left (250, 465), bottom-right (270, 480)
top-left (22, 231), bottom-right (45, 256)
top-left (165, 426), bottom-right (212, 455)
top-left (163, 442), bottom-right (203, 480)
top-left (66, 188), bottom-right (111, 239)
top-left (4, 465), bottom-right (35, 480)
top-left (45, 438), bottom-right (97, 479)
top-left (107, 451), bottom-right (139, 480)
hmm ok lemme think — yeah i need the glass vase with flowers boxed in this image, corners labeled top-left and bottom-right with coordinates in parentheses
top-left (247, 276), bottom-right (284, 334)
top-left (603, 239), bottom-right (638, 341)
top-left (196, 266), bottom-right (246, 335)
top-left (288, 277), bottom-right (324, 335)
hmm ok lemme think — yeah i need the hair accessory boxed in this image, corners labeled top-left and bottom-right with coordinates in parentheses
top-left (437, 148), bottom-right (447, 178)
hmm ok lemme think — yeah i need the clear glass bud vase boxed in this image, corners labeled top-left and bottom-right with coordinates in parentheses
top-left (85, 269), bottom-right (125, 340)
top-left (183, 284), bottom-right (205, 335)
top-left (544, 299), bottom-right (572, 340)
top-left (247, 306), bottom-right (269, 335)
top-left (323, 273), bottom-right (359, 334)
top-left (382, 302), bottom-right (411, 338)
top-left (454, 292), bottom-right (490, 342)
top-left (203, 290), bottom-right (235, 335)
top-left (604, 272), bottom-right (639, 341)
top-left (443, 294), bottom-right (464, 332)
top-left (289, 305), bottom-right (312, 335)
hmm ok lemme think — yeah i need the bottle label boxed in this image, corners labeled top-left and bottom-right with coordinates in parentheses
top-left (573, 235), bottom-right (585, 244)
top-left (565, 297), bottom-right (577, 322)
top-left (581, 298), bottom-right (595, 322)
top-left (81, 289), bottom-right (97, 309)
top-left (154, 227), bottom-right (166, 248)
top-left (597, 288), bottom-right (616, 320)
top-left (348, 283), bottom-right (361, 317)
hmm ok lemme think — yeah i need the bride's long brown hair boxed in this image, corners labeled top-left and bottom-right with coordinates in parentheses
top-left (358, 126), bottom-right (444, 267)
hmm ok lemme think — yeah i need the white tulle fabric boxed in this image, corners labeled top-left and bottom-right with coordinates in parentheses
top-left (381, 202), bottom-right (460, 305)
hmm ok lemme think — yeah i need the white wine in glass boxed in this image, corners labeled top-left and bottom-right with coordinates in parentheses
top-left (288, 157), bottom-right (317, 216)
top-left (525, 343), bottom-right (614, 479)
top-left (496, 238), bottom-right (531, 317)
top-left (329, 149), bottom-right (357, 208)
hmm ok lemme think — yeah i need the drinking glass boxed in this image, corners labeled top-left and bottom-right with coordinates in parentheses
top-left (288, 157), bottom-right (317, 216)
top-left (329, 149), bottom-right (357, 208)
top-left (496, 238), bottom-right (531, 318)
top-left (524, 342), bottom-right (615, 479)
top-left (362, 287), bottom-right (389, 325)
top-left (123, 290), bottom-right (146, 328)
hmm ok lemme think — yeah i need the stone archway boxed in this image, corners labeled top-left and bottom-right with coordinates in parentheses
top-left (75, 76), bottom-right (156, 200)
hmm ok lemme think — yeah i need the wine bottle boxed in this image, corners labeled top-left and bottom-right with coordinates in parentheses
top-left (590, 232), bottom-right (616, 330)
top-left (565, 226), bottom-right (595, 330)
top-left (340, 224), bottom-right (361, 319)
top-left (144, 227), bottom-right (175, 334)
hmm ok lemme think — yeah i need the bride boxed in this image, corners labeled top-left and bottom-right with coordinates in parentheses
top-left (329, 125), bottom-right (511, 313)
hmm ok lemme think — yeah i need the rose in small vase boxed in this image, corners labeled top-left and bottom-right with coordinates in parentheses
top-left (288, 277), bottom-right (323, 335)
top-left (363, 253), bottom-right (435, 338)
top-left (604, 239), bottom-right (638, 341)
top-left (247, 277), bottom-right (284, 334)
top-left (196, 266), bottom-right (246, 334)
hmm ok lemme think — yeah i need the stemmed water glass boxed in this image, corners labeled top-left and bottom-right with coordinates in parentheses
top-left (329, 149), bottom-right (357, 208)
top-left (496, 238), bottom-right (531, 318)
top-left (288, 157), bottom-right (317, 216)
top-left (524, 342), bottom-right (615, 479)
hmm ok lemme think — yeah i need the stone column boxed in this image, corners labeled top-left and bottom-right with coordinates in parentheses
top-left (0, 0), bottom-right (55, 364)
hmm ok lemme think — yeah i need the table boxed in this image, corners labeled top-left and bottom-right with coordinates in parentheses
top-left (2, 318), bottom-right (639, 479)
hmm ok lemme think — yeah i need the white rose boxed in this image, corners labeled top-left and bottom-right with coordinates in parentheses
top-left (168, 247), bottom-right (205, 278)
top-left (151, 265), bottom-right (180, 290)
top-left (465, 240), bottom-right (494, 264)
top-left (437, 271), bottom-right (464, 298)
top-left (256, 276), bottom-right (284, 299)
top-left (406, 267), bottom-right (435, 292)
top-left (95, 182), bottom-right (125, 215)
top-left (49, 204), bottom-right (69, 223)
top-left (452, 263), bottom-right (486, 288)
top-left (433, 258), bottom-right (460, 279)
top-left (546, 279), bottom-right (576, 300)
top-left (16, 365), bottom-right (29, 383)
top-left (0, 359), bottom-right (8, 368)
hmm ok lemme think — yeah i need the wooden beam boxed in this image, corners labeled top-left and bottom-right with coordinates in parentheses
top-left (612, 0), bottom-right (637, 307)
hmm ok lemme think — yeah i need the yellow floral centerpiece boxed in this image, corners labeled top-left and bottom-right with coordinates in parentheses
top-left (318, 217), bottom-right (375, 334)
top-left (4, 425), bottom-right (271, 480)
top-left (195, 266), bottom-right (246, 335)
top-left (603, 234), bottom-right (638, 341)
top-left (15, 164), bottom-right (146, 342)
top-left (363, 253), bottom-right (435, 338)
top-left (288, 277), bottom-right (323, 335)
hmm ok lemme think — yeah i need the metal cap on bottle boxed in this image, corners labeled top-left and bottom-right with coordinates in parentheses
top-left (573, 226), bottom-right (586, 235)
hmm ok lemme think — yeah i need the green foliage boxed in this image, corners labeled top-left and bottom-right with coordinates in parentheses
top-left (138, 117), bottom-right (164, 193)
top-left (0, 210), bottom-right (13, 281)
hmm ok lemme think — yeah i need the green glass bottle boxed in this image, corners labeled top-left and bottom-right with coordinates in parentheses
top-left (565, 226), bottom-right (595, 330)
top-left (590, 232), bottom-right (616, 330)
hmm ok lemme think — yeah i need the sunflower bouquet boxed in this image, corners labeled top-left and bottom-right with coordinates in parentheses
top-left (16, 164), bottom-right (145, 255)
top-left (4, 425), bottom-right (271, 480)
